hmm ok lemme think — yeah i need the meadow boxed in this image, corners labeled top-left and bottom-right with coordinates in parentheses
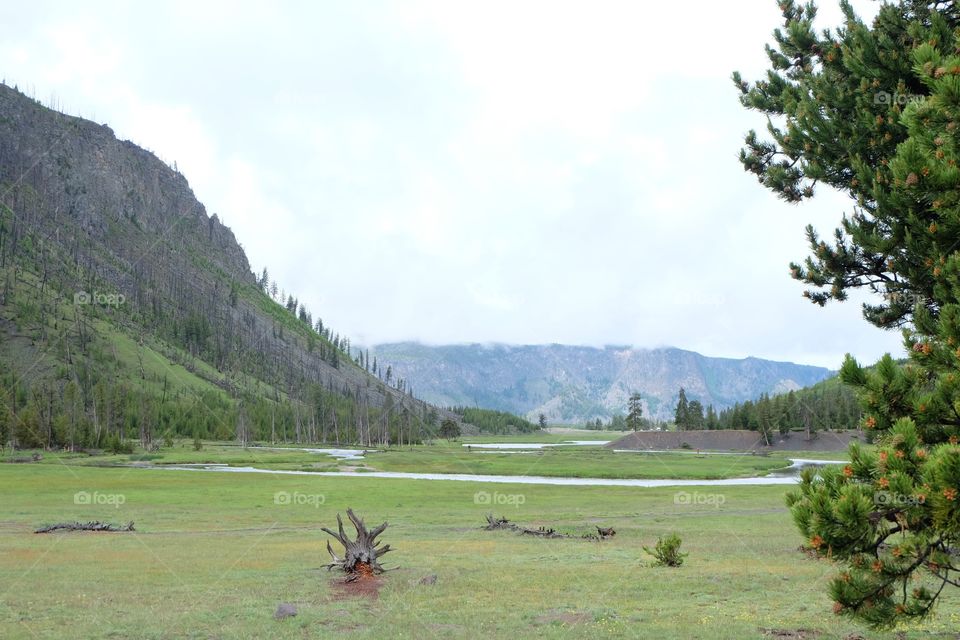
top-left (71, 438), bottom-right (798, 480)
top-left (1, 441), bottom-right (958, 639)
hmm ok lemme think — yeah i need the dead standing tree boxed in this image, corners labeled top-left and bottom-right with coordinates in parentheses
top-left (322, 509), bottom-right (393, 580)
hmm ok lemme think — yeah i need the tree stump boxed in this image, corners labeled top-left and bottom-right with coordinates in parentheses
top-left (321, 509), bottom-right (393, 578)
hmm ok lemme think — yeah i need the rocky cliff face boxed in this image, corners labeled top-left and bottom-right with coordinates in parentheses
top-left (0, 87), bottom-right (250, 284)
top-left (370, 342), bottom-right (833, 423)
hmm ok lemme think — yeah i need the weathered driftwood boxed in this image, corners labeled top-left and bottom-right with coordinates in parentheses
top-left (321, 508), bottom-right (393, 578)
top-left (483, 514), bottom-right (514, 530)
top-left (35, 521), bottom-right (135, 534)
top-left (482, 514), bottom-right (615, 541)
top-left (520, 525), bottom-right (567, 539)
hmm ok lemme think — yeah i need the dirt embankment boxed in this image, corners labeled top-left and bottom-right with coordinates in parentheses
top-left (607, 429), bottom-right (864, 452)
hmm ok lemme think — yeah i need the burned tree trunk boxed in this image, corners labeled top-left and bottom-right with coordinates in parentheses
top-left (321, 509), bottom-right (393, 578)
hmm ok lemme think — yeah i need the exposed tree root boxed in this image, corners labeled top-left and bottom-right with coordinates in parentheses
top-left (322, 508), bottom-right (394, 575)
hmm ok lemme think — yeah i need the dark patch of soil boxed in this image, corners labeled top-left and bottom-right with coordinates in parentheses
top-left (330, 575), bottom-right (383, 601)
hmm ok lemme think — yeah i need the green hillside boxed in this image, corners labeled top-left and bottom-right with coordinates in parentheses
top-left (0, 84), bottom-right (440, 450)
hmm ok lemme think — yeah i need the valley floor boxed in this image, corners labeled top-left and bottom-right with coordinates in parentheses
top-left (1, 447), bottom-right (958, 639)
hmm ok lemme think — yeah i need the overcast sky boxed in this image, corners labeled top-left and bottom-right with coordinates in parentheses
top-left (0, 0), bottom-right (905, 368)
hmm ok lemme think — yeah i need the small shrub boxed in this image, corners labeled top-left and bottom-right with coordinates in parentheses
top-left (104, 435), bottom-right (134, 455)
top-left (644, 533), bottom-right (687, 567)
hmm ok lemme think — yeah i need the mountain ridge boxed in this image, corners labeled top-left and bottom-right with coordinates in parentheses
top-left (369, 341), bottom-right (833, 423)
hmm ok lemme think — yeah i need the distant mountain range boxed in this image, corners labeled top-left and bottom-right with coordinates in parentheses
top-left (369, 343), bottom-right (834, 423)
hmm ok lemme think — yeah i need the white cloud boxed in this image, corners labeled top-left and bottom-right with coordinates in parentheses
top-left (0, 0), bottom-right (902, 369)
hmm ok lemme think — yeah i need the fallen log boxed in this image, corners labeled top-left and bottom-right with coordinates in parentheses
top-left (35, 521), bottom-right (135, 534)
top-left (322, 508), bottom-right (393, 579)
top-left (483, 514), bottom-right (515, 530)
top-left (482, 514), bottom-right (615, 541)
top-left (519, 525), bottom-right (566, 539)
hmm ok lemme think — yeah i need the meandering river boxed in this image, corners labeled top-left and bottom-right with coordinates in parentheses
top-left (138, 453), bottom-right (844, 487)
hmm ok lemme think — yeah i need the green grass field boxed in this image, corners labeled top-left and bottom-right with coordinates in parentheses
top-left (47, 439), bottom-right (798, 480)
top-left (1, 445), bottom-right (958, 639)
top-left (359, 446), bottom-right (793, 479)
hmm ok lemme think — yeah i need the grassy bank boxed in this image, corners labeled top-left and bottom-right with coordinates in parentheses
top-left (24, 440), bottom-right (799, 480)
top-left (361, 446), bottom-right (793, 479)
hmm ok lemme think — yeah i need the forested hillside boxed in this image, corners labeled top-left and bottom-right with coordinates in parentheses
top-left (0, 83), bottom-right (441, 450)
top-left (715, 375), bottom-right (862, 433)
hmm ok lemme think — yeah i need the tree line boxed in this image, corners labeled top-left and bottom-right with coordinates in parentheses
top-left (580, 380), bottom-right (860, 435)
top-left (450, 407), bottom-right (538, 434)
top-left (0, 366), bottom-right (442, 451)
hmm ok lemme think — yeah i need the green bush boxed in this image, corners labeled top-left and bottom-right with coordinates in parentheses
top-left (644, 533), bottom-right (687, 567)
top-left (439, 418), bottom-right (461, 440)
top-left (104, 435), bottom-right (134, 455)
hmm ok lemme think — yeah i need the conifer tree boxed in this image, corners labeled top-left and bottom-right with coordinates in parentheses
top-left (259, 267), bottom-right (269, 291)
top-left (674, 388), bottom-right (690, 430)
top-left (687, 400), bottom-right (705, 430)
top-left (737, 0), bottom-right (960, 627)
top-left (706, 405), bottom-right (719, 430)
top-left (627, 392), bottom-right (644, 431)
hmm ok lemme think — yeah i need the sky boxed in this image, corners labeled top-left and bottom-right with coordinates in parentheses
top-left (0, 0), bottom-right (906, 368)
